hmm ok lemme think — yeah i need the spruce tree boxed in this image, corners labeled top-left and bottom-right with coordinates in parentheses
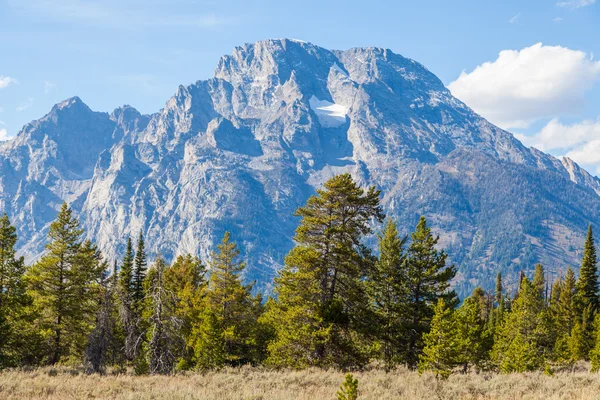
top-left (0, 213), bottom-right (39, 368)
top-left (552, 268), bottom-right (577, 364)
top-left (418, 298), bottom-right (458, 379)
top-left (164, 254), bottom-right (207, 370)
top-left (405, 216), bottom-right (457, 368)
top-left (577, 225), bottom-right (599, 310)
top-left (589, 314), bottom-right (600, 372)
top-left (574, 225), bottom-right (599, 359)
top-left (194, 232), bottom-right (264, 368)
top-left (133, 231), bottom-right (147, 308)
top-left (264, 174), bottom-right (384, 368)
top-left (116, 237), bottom-right (139, 363)
top-left (366, 219), bottom-right (408, 370)
top-left (533, 264), bottom-right (546, 301)
top-left (26, 203), bottom-right (105, 364)
top-left (455, 290), bottom-right (490, 372)
top-left (492, 277), bottom-right (549, 372)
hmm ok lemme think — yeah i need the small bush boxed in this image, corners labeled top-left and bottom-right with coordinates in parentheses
top-left (337, 373), bottom-right (359, 400)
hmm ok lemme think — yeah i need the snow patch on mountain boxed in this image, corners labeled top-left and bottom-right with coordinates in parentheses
top-left (309, 95), bottom-right (349, 128)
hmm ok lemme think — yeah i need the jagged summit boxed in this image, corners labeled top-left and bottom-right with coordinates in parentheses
top-left (1, 39), bottom-right (599, 295)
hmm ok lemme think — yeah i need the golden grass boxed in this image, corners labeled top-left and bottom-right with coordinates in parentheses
top-left (1, 365), bottom-right (599, 400)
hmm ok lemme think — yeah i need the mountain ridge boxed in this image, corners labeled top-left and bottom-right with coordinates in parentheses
top-left (1, 38), bottom-right (598, 295)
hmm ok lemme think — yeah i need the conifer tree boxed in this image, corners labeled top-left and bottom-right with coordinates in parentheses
top-left (589, 314), bottom-right (600, 372)
top-left (336, 374), bottom-right (359, 400)
top-left (495, 272), bottom-right (504, 315)
top-left (418, 298), bottom-right (458, 379)
top-left (26, 203), bottom-right (105, 364)
top-left (84, 261), bottom-right (117, 374)
top-left (264, 174), bottom-right (384, 368)
top-left (116, 237), bottom-right (143, 363)
top-left (133, 231), bottom-right (147, 308)
top-left (552, 268), bottom-right (577, 364)
top-left (194, 232), bottom-right (264, 368)
top-left (455, 290), bottom-right (490, 372)
top-left (574, 225), bottom-right (599, 359)
top-left (366, 219), bottom-right (408, 370)
top-left (0, 213), bottom-right (39, 368)
top-left (533, 264), bottom-right (546, 301)
top-left (405, 216), bottom-right (457, 368)
top-left (577, 225), bottom-right (599, 311)
top-left (164, 254), bottom-right (207, 370)
top-left (143, 256), bottom-right (183, 374)
top-left (492, 277), bottom-right (549, 372)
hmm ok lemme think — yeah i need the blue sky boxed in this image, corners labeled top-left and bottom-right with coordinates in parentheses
top-left (1, 0), bottom-right (600, 171)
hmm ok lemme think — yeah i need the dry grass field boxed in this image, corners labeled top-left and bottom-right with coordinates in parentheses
top-left (1, 365), bottom-right (600, 400)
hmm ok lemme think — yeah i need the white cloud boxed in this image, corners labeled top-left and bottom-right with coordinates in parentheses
top-left (557, 0), bottom-right (596, 8)
top-left (517, 118), bottom-right (600, 172)
top-left (518, 118), bottom-right (600, 151)
top-left (448, 43), bottom-right (600, 129)
top-left (16, 97), bottom-right (34, 112)
top-left (44, 81), bottom-right (56, 94)
top-left (0, 128), bottom-right (12, 141)
top-left (509, 12), bottom-right (521, 24)
top-left (553, 17), bottom-right (564, 22)
top-left (0, 76), bottom-right (18, 89)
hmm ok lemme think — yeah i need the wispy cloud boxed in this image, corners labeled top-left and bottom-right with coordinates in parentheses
top-left (44, 81), bottom-right (56, 94)
top-left (553, 16), bottom-right (564, 22)
top-left (557, 0), bottom-right (596, 8)
top-left (509, 12), bottom-right (521, 24)
top-left (0, 76), bottom-right (18, 89)
top-left (16, 98), bottom-right (34, 112)
top-left (7, 0), bottom-right (235, 29)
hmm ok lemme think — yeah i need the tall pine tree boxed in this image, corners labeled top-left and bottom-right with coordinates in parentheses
top-left (133, 231), bottom-right (147, 308)
top-left (404, 216), bottom-right (457, 368)
top-left (418, 298), bottom-right (458, 379)
top-left (366, 219), bottom-right (408, 370)
top-left (264, 174), bottom-right (384, 368)
top-left (0, 213), bottom-right (39, 368)
top-left (26, 203), bottom-right (105, 364)
top-left (194, 232), bottom-right (265, 368)
top-left (574, 225), bottom-right (599, 360)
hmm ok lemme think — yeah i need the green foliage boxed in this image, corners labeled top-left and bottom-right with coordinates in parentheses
top-left (589, 314), bottom-right (600, 372)
top-left (26, 203), bottom-right (105, 364)
top-left (418, 298), bottom-right (458, 379)
top-left (0, 213), bottom-right (40, 368)
top-left (405, 216), bottom-right (457, 368)
top-left (454, 290), bottom-right (491, 372)
top-left (551, 268), bottom-right (577, 364)
top-left (336, 373), bottom-right (359, 400)
top-left (265, 174), bottom-right (384, 369)
top-left (133, 232), bottom-right (147, 309)
top-left (193, 232), bottom-right (265, 369)
top-left (366, 219), bottom-right (408, 370)
top-left (164, 254), bottom-right (207, 370)
top-left (492, 277), bottom-right (549, 373)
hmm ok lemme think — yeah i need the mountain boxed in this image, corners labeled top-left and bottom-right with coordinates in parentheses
top-left (1, 38), bottom-right (599, 295)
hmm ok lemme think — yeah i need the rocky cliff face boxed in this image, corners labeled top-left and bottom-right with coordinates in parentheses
top-left (1, 39), bottom-right (599, 294)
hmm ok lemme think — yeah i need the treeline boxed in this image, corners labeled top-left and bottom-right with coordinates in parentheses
top-left (1, 174), bottom-right (600, 377)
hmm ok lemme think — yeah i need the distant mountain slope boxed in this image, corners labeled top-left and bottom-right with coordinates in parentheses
top-left (1, 39), bottom-right (598, 295)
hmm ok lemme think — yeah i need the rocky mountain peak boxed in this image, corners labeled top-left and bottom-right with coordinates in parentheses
top-left (2, 39), bottom-right (600, 296)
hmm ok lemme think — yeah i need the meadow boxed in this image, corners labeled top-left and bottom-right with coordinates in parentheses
top-left (1, 365), bottom-right (599, 400)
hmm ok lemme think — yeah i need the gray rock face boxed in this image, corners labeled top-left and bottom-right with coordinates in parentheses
top-left (2, 39), bottom-right (599, 295)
